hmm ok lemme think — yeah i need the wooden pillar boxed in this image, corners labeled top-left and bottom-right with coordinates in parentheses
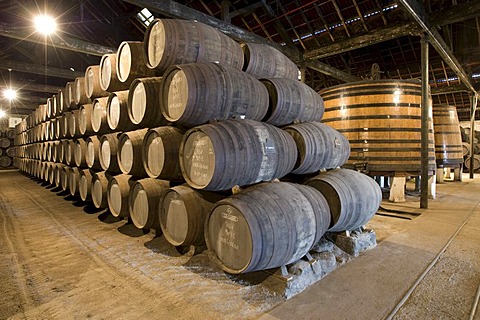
top-left (469, 93), bottom-right (478, 179)
top-left (420, 33), bottom-right (429, 208)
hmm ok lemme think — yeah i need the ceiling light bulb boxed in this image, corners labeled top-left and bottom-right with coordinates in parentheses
top-left (35, 15), bottom-right (57, 35)
top-left (0, 110), bottom-right (5, 118)
top-left (3, 88), bottom-right (16, 101)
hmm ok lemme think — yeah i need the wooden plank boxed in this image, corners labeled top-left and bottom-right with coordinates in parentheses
top-left (0, 59), bottom-right (84, 79)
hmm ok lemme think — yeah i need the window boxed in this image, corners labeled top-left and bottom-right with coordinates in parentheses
top-left (137, 8), bottom-right (154, 27)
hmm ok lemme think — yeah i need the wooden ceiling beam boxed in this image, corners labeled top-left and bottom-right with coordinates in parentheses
top-left (0, 59), bottom-right (84, 79)
top-left (0, 83), bottom-right (63, 94)
top-left (429, 1), bottom-right (480, 27)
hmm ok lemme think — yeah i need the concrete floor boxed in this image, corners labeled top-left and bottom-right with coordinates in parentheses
top-left (1, 170), bottom-right (480, 319)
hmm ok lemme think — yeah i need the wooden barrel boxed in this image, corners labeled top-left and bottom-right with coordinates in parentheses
top-left (74, 77), bottom-right (90, 106)
top-left (69, 167), bottom-right (81, 196)
top-left (91, 97), bottom-right (110, 134)
top-left (241, 42), bottom-right (298, 80)
top-left (6, 147), bottom-right (15, 158)
top-left (180, 119), bottom-right (297, 191)
top-left (54, 116), bottom-right (63, 140)
top-left (116, 41), bottom-right (154, 84)
top-left (0, 156), bottom-right (12, 168)
top-left (284, 122), bottom-right (350, 174)
top-left (78, 104), bottom-right (94, 136)
top-left (433, 104), bottom-right (463, 168)
top-left (92, 171), bottom-right (110, 209)
top-left (86, 136), bottom-right (102, 170)
top-left (107, 90), bottom-right (137, 132)
top-left (61, 166), bottom-right (72, 192)
top-left (74, 138), bottom-right (88, 168)
top-left (128, 77), bottom-right (168, 128)
top-left (58, 89), bottom-right (66, 115)
top-left (99, 133), bottom-right (121, 173)
top-left (64, 140), bottom-right (76, 166)
top-left (261, 78), bottom-right (324, 126)
top-left (118, 128), bottom-right (148, 177)
top-left (107, 174), bottom-right (133, 218)
top-left (62, 112), bottom-right (72, 138)
top-left (46, 97), bottom-right (54, 119)
top-left (142, 126), bottom-right (184, 180)
top-left (54, 164), bottom-right (64, 188)
top-left (160, 63), bottom-right (268, 127)
top-left (144, 19), bottom-right (243, 73)
top-left (320, 80), bottom-right (436, 173)
top-left (65, 81), bottom-right (76, 110)
top-left (306, 168), bottom-right (381, 232)
top-left (85, 65), bottom-right (109, 99)
top-left (79, 169), bottom-right (93, 201)
top-left (206, 181), bottom-right (330, 274)
top-left (66, 111), bottom-right (76, 138)
top-left (52, 141), bottom-right (61, 163)
top-left (100, 54), bottom-right (129, 92)
top-left (464, 155), bottom-right (480, 172)
top-left (0, 137), bottom-right (10, 148)
top-left (462, 142), bottom-right (471, 157)
top-left (128, 178), bottom-right (169, 230)
top-left (159, 185), bottom-right (226, 247)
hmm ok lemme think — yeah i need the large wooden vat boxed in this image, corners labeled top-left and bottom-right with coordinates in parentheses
top-left (320, 80), bottom-right (435, 174)
top-left (432, 104), bottom-right (463, 168)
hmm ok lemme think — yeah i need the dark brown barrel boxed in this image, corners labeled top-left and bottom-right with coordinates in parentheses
top-left (128, 77), bottom-right (168, 128)
top-left (78, 104), bottom-right (94, 136)
top-left (128, 178), bottom-right (169, 230)
top-left (241, 42), bottom-right (298, 80)
top-left (118, 128), bottom-right (148, 177)
top-left (0, 137), bottom-right (11, 148)
top-left (306, 168), bottom-right (381, 232)
top-left (180, 119), bottom-right (297, 191)
top-left (100, 54), bottom-right (129, 92)
top-left (74, 77), bottom-right (90, 106)
top-left (91, 97), bottom-right (110, 134)
top-left (144, 19), bottom-right (243, 73)
top-left (92, 171), bottom-right (110, 209)
top-left (206, 182), bottom-right (330, 274)
top-left (74, 138), bottom-right (88, 168)
top-left (107, 90), bottom-right (137, 132)
top-left (69, 167), bottom-right (81, 196)
top-left (6, 147), bottom-right (15, 158)
top-left (0, 156), bottom-right (12, 168)
top-left (79, 169), bottom-right (93, 201)
top-left (261, 78), bottom-right (324, 126)
top-left (465, 155), bottom-right (480, 172)
top-left (159, 185), bottom-right (226, 247)
top-left (99, 133), bottom-right (121, 173)
top-left (116, 41), bottom-right (155, 84)
top-left (65, 81), bottom-right (76, 110)
top-left (284, 122), bottom-right (350, 174)
top-left (142, 126), bottom-right (184, 180)
top-left (320, 80), bottom-right (436, 173)
top-left (160, 63), bottom-right (268, 128)
top-left (85, 65), bottom-right (109, 99)
top-left (463, 142), bottom-right (471, 157)
top-left (432, 104), bottom-right (463, 168)
top-left (107, 174), bottom-right (133, 218)
top-left (86, 136), bottom-right (102, 170)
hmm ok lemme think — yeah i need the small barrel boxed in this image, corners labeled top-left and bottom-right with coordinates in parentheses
top-left (92, 171), bottom-right (110, 209)
top-left (128, 77), bottom-right (167, 128)
top-left (74, 77), bottom-right (90, 106)
top-left (74, 138), bottom-right (88, 168)
top-left (284, 122), bottom-right (350, 174)
top-left (79, 169), bottom-right (93, 201)
top-left (0, 137), bottom-right (11, 148)
top-left (99, 133), bottom-right (121, 173)
top-left (432, 104), bottom-right (463, 168)
top-left (85, 65), bottom-right (109, 99)
top-left (261, 78), bottom-right (324, 126)
top-left (180, 119), bottom-right (297, 191)
top-left (241, 42), bottom-right (299, 80)
top-left (65, 82), bottom-right (76, 110)
top-left (86, 136), bottom-right (102, 170)
top-left (160, 62), bottom-right (268, 127)
top-left (100, 54), bottom-right (129, 92)
top-left (107, 90), bottom-right (137, 132)
top-left (206, 182), bottom-right (330, 274)
top-left (142, 126), bottom-right (184, 180)
top-left (78, 104), bottom-right (95, 136)
top-left (462, 142), bottom-right (471, 157)
top-left (305, 168), bottom-right (382, 232)
top-left (118, 128), bottom-right (148, 177)
top-left (116, 41), bottom-right (154, 85)
top-left (159, 185), bottom-right (226, 247)
top-left (0, 156), bottom-right (12, 168)
top-left (465, 155), bottom-right (480, 172)
top-left (69, 167), bottom-right (81, 196)
top-left (91, 97), bottom-right (110, 134)
top-left (128, 178), bottom-right (170, 230)
top-left (144, 19), bottom-right (243, 73)
top-left (107, 174), bottom-right (133, 218)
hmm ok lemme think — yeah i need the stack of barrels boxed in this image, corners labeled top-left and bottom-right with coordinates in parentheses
top-left (459, 126), bottom-right (480, 172)
top-left (0, 129), bottom-right (15, 168)
top-left (13, 18), bottom-right (381, 275)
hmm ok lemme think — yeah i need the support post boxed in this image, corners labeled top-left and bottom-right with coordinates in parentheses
top-left (469, 93), bottom-right (478, 178)
top-left (420, 33), bottom-right (430, 209)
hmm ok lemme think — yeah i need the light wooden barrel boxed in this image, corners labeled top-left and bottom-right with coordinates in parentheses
top-left (180, 119), bottom-right (297, 191)
top-left (432, 104), bottom-right (463, 168)
top-left (306, 168), bottom-right (381, 232)
top-left (63, 112), bottom-right (73, 138)
top-left (61, 166), bottom-right (72, 191)
top-left (100, 54), bottom-right (129, 92)
top-left (128, 77), bottom-right (167, 128)
top-left (160, 63), bottom-right (268, 127)
top-left (67, 110), bottom-right (78, 138)
top-left (64, 140), bottom-right (75, 166)
top-left (144, 19), bottom-right (243, 73)
top-left (46, 97), bottom-right (54, 119)
top-left (74, 77), bottom-right (90, 106)
top-left (69, 167), bottom-right (81, 196)
top-left (241, 42), bottom-right (298, 80)
top-left (118, 128), bottom-right (148, 177)
top-left (159, 185), bottom-right (225, 247)
top-left (261, 78), bottom-right (324, 126)
top-left (107, 174), bottom-right (133, 218)
top-left (54, 164), bottom-right (64, 188)
top-left (142, 126), bottom-right (184, 180)
top-left (92, 171), bottom-right (110, 209)
top-left (206, 182), bottom-right (330, 274)
top-left (284, 122), bottom-right (350, 174)
top-left (79, 169), bottom-right (93, 201)
top-left (320, 80), bottom-right (436, 173)
top-left (57, 89), bottom-right (66, 115)
top-left (86, 136), bottom-right (102, 170)
top-left (65, 81), bottom-right (76, 110)
top-left (74, 138), bottom-right (88, 168)
top-left (116, 41), bottom-right (154, 84)
top-left (78, 104), bottom-right (95, 136)
top-left (99, 133), bottom-right (121, 173)
top-left (85, 65), bottom-right (109, 99)
top-left (464, 155), bottom-right (480, 172)
top-left (128, 178), bottom-right (170, 230)
top-left (107, 90), bottom-right (137, 132)
top-left (462, 142), bottom-right (471, 157)
top-left (91, 97), bottom-right (110, 134)
top-left (52, 141), bottom-right (61, 163)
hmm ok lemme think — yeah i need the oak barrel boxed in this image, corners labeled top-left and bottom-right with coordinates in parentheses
top-left (127, 77), bottom-right (167, 128)
top-left (67, 110), bottom-right (80, 138)
top-left (464, 155), bottom-right (480, 172)
top-left (99, 133), bottom-right (121, 173)
top-left (160, 62), bottom-right (268, 127)
top-left (65, 81), bottom-right (76, 110)
top-left (432, 104), bottom-right (463, 168)
top-left (462, 142), bottom-right (471, 157)
top-left (91, 97), bottom-right (110, 134)
top-left (306, 168), bottom-right (381, 232)
top-left (0, 137), bottom-right (11, 148)
top-left (74, 77), bottom-right (90, 106)
top-left (85, 65), bottom-right (109, 99)
top-left (107, 174), bottom-right (133, 218)
top-left (92, 171), bottom-right (110, 209)
top-left (61, 165), bottom-right (71, 191)
top-left (0, 156), bottom-right (12, 168)
top-left (116, 41), bottom-right (154, 84)
top-left (320, 80), bottom-right (436, 173)
top-left (69, 167), bottom-right (81, 196)
top-left (107, 90), bottom-right (137, 132)
top-left (118, 128), bottom-right (149, 177)
top-left (100, 54), bottom-right (129, 92)
top-left (74, 138), bottom-right (88, 168)
top-left (86, 136), bottom-right (102, 170)
top-left (78, 104), bottom-right (95, 136)
top-left (64, 140), bottom-right (76, 166)
top-left (79, 169), bottom-right (93, 201)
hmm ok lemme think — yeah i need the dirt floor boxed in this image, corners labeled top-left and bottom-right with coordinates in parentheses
top-left (1, 170), bottom-right (480, 319)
